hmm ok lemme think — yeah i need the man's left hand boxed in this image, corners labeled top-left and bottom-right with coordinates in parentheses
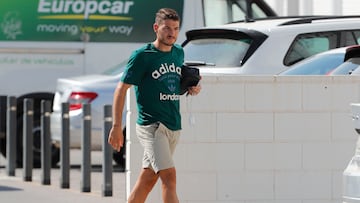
top-left (188, 83), bottom-right (201, 96)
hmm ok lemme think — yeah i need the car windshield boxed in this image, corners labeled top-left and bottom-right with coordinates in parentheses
top-left (279, 53), bottom-right (344, 75)
top-left (183, 38), bottom-right (251, 67)
top-left (102, 60), bottom-right (128, 75)
top-left (330, 60), bottom-right (360, 75)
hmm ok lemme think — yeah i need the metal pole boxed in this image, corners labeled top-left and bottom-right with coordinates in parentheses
top-left (81, 103), bottom-right (91, 192)
top-left (0, 96), bottom-right (7, 154)
top-left (41, 100), bottom-right (51, 185)
top-left (6, 96), bottom-right (16, 176)
top-left (23, 98), bottom-right (33, 181)
top-left (60, 102), bottom-right (70, 189)
top-left (102, 105), bottom-right (113, 196)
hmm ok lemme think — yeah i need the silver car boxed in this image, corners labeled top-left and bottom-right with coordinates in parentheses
top-left (278, 45), bottom-right (360, 75)
top-left (51, 63), bottom-right (127, 168)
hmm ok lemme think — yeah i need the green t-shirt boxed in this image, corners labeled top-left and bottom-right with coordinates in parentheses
top-left (121, 43), bottom-right (184, 130)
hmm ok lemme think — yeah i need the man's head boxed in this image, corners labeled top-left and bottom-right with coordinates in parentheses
top-left (155, 8), bottom-right (180, 25)
top-left (153, 8), bottom-right (180, 49)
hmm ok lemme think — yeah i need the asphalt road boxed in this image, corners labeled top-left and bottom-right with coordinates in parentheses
top-left (0, 150), bottom-right (126, 203)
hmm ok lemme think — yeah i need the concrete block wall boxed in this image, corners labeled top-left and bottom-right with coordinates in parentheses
top-left (125, 75), bottom-right (360, 203)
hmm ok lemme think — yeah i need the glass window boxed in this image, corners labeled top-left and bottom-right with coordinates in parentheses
top-left (284, 32), bottom-right (337, 66)
top-left (203, 0), bottom-right (275, 26)
top-left (342, 30), bottom-right (360, 46)
top-left (280, 53), bottom-right (344, 75)
top-left (338, 57), bottom-right (360, 75)
top-left (203, 0), bottom-right (232, 26)
top-left (230, 2), bottom-right (270, 21)
top-left (354, 31), bottom-right (360, 44)
top-left (183, 38), bottom-right (251, 67)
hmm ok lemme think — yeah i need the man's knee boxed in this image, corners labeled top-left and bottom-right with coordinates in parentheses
top-left (142, 169), bottom-right (159, 184)
top-left (159, 168), bottom-right (177, 189)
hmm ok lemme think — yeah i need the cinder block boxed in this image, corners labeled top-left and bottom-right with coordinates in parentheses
top-left (332, 112), bottom-right (358, 141)
top-left (303, 142), bottom-right (333, 170)
top-left (218, 171), bottom-right (274, 200)
top-left (212, 79), bottom-right (245, 112)
top-left (332, 170), bottom-right (343, 200)
top-left (275, 171), bottom-right (331, 199)
top-left (186, 143), bottom-right (217, 171)
top-left (245, 78), bottom-right (275, 112)
top-left (246, 143), bottom-right (302, 170)
top-left (216, 143), bottom-right (245, 171)
top-left (217, 113), bottom-right (273, 142)
top-left (246, 143), bottom-right (275, 170)
top-left (275, 113), bottom-right (331, 141)
top-left (181, 112), bottom-right (217, 143)
top-left (274, 143), bottom-right (302, 170)
top-left (274, 76), bottom-right (303, 112)
top-left (178, 172), bottom-right (217, 201)
top-left (330, 142), bottom-right (357, 169)
top-left (302, 76), bottom-right (333, 111)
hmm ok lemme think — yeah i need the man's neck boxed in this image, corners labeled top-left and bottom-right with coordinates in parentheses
top-left (153, 40), bottom-right (172, 52)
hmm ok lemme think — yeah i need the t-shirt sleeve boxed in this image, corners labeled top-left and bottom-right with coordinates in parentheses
top-left (120, 50), bottom-right (146, 86)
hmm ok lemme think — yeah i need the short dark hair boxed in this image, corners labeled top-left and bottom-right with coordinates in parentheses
top-left (155, 8), bottom-right (180, 24)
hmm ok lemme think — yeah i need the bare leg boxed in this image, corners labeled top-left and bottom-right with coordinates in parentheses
top-left (159, 167), bottom-right (179, 203)
top-left (128, 168), bottom-right (159, 203)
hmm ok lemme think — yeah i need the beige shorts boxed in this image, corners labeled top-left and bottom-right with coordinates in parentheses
top-left (136, 122), bottom-right (180, 173)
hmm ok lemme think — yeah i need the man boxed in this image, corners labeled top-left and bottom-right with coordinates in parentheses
top-left (108, 8), bottom-right (201, 203)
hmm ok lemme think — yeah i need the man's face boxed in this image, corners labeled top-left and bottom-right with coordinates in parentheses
top-left (154, 19), bottom-right (180, 47)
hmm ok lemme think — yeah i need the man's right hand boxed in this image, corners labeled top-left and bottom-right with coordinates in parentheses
top-left (108, 126), bottom-right (124, 152)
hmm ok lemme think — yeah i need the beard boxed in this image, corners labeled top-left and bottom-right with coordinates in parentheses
top-left (159, 35), bottom-right (176, 47)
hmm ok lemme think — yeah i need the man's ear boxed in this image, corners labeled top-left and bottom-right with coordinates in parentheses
top-left (153, 23), bottom-right (158, 33)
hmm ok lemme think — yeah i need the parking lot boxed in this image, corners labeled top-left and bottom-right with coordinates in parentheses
top-left (0, 150), bottom-right (126, 203)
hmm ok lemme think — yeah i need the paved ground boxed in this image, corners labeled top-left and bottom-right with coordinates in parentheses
top-left (0, 150), bottom-right (127, 203)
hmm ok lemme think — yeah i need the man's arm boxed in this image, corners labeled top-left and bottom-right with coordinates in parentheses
top-left (108, 81), bottom-right (132, 152)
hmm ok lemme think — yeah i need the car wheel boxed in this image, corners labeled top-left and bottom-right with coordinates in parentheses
top-left (16, 115), bottom-right (60, 168)
top-left (0, 137), bottom-right (5, 157)
top-left (112, 128), bottom-right (126, 172)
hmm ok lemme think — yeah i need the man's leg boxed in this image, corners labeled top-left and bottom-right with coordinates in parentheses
top-left (159, 167), bottom-right (179, 203)
top-left (128, 168), bottom-right (159, 203)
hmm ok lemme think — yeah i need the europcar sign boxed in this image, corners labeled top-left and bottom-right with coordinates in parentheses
top-left (0, 0), bottom-right (183, 42)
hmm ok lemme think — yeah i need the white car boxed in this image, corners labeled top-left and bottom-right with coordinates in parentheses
top-left (50, 16), bottom-right (360, 168)
top-left (182, 16), bottom-right (360, 75)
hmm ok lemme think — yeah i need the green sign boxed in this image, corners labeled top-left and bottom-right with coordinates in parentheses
top-left (0, 0), bottom-right (184, 42)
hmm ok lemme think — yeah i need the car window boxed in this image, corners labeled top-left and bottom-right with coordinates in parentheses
top-left (280, 53), bottom-right (344, 75)
top-left (183, 38), bottom-right (251, 67)
top-left (284, 32), bottom-right (337, 66)
top-left (284, 30), bottom-right (360, 66)
top-left (354, 31), bottom-right (360, 44)
top-left (331, 61), bottom-right (360, 75)
top-left (343, 31), bottom-right (360, 46)
top-left (342, 57), bottom-right (360, 75)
